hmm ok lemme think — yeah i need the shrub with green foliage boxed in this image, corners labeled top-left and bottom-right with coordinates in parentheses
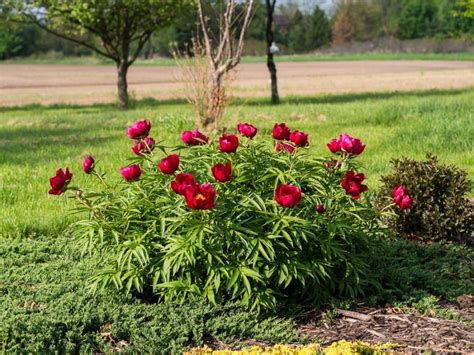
top-left (50, 121), bottom-right (391, 310)
top-left (379, 154), bottom-right (473, 244)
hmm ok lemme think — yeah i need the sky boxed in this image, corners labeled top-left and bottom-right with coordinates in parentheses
top-left (279, 0), bottom-right (336, 13)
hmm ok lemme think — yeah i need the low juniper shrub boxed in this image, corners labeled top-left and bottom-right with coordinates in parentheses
top-left (379, 154), bottom-right (473, 244)
top-left (49, 121), bottom-right (407, 310)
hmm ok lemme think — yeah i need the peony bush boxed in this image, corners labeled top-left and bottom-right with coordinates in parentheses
top-left (49, 120), bottom-right (409, 310)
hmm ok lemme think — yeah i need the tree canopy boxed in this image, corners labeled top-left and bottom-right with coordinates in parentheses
top-left (5, 0), bottom-right (187, 106)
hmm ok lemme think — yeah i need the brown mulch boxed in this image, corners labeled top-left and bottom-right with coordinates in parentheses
top-left (297, 302), bottom-right (474, 353)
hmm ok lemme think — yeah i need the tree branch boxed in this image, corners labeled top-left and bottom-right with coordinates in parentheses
top-left (196, 0), bottom-right (216, 68)
top-left (215, 0), bottom-right (234, 63)
top-left (231, 0), bottom-right (254, 69)
top-left (128, 31), bottom-right (153, 65)
top-left (17, 14), bottom-right (116, 61)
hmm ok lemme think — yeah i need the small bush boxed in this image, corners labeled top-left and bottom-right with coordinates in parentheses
top-left (52, 122), bottom-right (391, 310)
top-left (379, 154), bottom-right (474, 244)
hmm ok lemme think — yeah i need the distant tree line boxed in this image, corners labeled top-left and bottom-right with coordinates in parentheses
top-left (1, 0), bottom-right (473, 60)
top-left (331, 0), bottom-right (474, 44)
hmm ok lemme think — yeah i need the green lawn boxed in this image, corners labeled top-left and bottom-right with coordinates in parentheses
top-left (1, 88), bottom-right (473, 237)
top-left (2, 51), bottom-right (474, 66)
top-left (1, 88), bottom-right (473, 352)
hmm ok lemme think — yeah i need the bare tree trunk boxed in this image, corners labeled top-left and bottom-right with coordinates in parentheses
top-left (195, 0), bottom-right (254, 131)
top-left (266, 0), bottom-right (279, 104)
top-left (201, 72), bottom-right (225, 132)
top-left (117, 60), bottom-right (129, 108)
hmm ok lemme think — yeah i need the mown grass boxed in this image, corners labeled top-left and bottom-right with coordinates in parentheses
top-left (2, 51), bottom-right (474, 66)
top-left (1, 88), bottom-right (473, 237)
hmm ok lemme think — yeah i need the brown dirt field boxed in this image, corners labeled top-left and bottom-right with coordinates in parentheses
top-left (0, 60), bottom-right (473, 106)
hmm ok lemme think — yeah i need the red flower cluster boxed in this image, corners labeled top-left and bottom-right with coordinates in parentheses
top-left (341, 171), bottom-right (368, 200)
top-left (82, 155), bottom-right (95, 174)
top-left (275, 184), bottom-right (302, 208)
top-left (171, 173), bottom-right (196, 195)
top-left (127, 119), bottom-right (151, 139)
top-left (327, 133), bottom-right (365, 156)
top-left (132, 137), bottom-right (156, 155)
top-left (120, 164), bottom-right (141, 182)
top-left (48, 168), bottom-right (72, 195)
top-left (275, 142), bottom-right (295, 154)
top-left (171, 173), bottom-right (217, 210)
top-left (219, 133), bottom-right (239, 153)
top-left (212, 162), bottom-right (232, 182)
top-left (159, 154), bottom-right (180, 175)
top-left (184, 183), bottom-right (217, 210)
top-left (289, 130), bottom-right (309, 147)
top-left (315, 204), bottom-right (325, 214)
top-left (272, 123), bottom-right (309, 152)
top-left (50, 119), bottom-right (377, 216)
top-left (393, 185), bottom-right (412, 209)
top-left (237, 123), bottom-right (257, 138)
top-left (181, 129), bottom-right (209, 146)
top-left (272, 123), bottom-right (291, 140)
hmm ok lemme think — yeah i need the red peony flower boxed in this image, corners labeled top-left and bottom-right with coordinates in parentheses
top-left (275, 184), bottom-right (302, 208)
top-left (326, 138), bottom-right (341, 153)
top-left (159, 154), bottom-right (180, 175)
top-left (289, 130), bottom-right (309, 147)
top-left (398, 195), bottom-right (413, 209)
top-left (219, 133), bottom-right (239, 153)
top-left (339, 133), bottom-right (365, 156)
top-left (237, 123), bottom-right (257, 138)
top-left (393, 185), bottom-right (412, 209)
top-left (180, 129), bottom-right (209, 146)
top-left (49, 168), bottom-right (72, 195)
top-left (275, 142), bottom-right (295, 154)
top-left (171, 173), bottom-right (196, 195)
top-left (341, 171), bottom-right (368, 200)
top-left (212, 162), bottom-right (232, 182)
top-left (132, 136), bottom-right (156, 155)
top-left (82, 155), bottom-right (95, 174)
top-left (315, 204), bottom-right (325, 214)
top-left (272, 123), bottom-right (291, 140)
top-left (327, 133), bottom-right (365, 156)
top-left (184, 183), bottom-right (217, 210)
top-left (120, 164), bottom-right (141, 182)
top-left (127, 119), bottom-right (151, 139)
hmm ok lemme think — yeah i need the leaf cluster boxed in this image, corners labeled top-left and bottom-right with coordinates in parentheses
top-left (72, 137), bottom-right (385, 310)
top-left (379, 153), bottom-right (474, 244)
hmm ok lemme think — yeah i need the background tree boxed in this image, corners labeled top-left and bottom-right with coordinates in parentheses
top-left (332, 10), bottom-right (353, 44)
top-left (266, 0), bottom-right (279, 104)
top-left (7, 0), bottom-right (186, 108)
top-left (288, 6), bottom-right (331, 52)
top-left (331, 0), bottom-right (383, 42)
top-left (150, 6), bottom-right (197, 58)
top-left (195, 0), bottom-right (254, 131)
top-left (452, 0), bottom-right (474, 34)
top-left (397, 0), bottom-right (438, 39)
top-left (306, 6), bottom-right (332, 49)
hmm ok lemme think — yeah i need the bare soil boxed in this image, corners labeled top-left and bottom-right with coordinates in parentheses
top-left (0, 60), bottom-right (473, 106)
